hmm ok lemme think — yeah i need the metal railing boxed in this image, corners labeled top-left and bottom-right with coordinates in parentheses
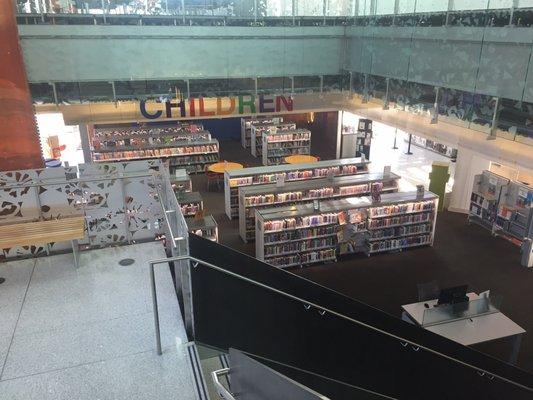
top-left (148, 254), bottom-right (533, 394)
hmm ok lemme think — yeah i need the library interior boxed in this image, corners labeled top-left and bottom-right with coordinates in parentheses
top-left (1, 1), bottom-right (533, 399)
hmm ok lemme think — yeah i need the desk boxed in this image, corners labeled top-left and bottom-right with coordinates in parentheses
top-left (208, 162), bottom-right (244, 174)
top-left (284, 155), bottom-right (318, 164)
top-left (402, 293), bottom-right (525, 365)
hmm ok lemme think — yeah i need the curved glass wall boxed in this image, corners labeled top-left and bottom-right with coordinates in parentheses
top-left (15, 0), bottom-right (533, 25)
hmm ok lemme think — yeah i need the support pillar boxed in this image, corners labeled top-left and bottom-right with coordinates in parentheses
top-left (0, 0), bottom-right (43, 171)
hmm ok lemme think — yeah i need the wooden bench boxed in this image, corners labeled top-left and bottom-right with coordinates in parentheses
top-left (0, 216), bottom-right (86, 267)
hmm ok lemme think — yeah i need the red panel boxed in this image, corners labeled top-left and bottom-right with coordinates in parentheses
top-left (0, 1), bottom-right (44, 171)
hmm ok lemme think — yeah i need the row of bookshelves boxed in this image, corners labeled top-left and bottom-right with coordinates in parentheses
top-left (88, 123), bottom-right (219, 174)
top-left (251, 122), bottom-right (296, 157)
top-left (238, 171), bottom-right (400, 242)
top-left (224, 158), bottom-right (370, 219)
top-left (255, 191), bottom-right (438, 268)
top-left (241, 116), bottom-right (282, 149)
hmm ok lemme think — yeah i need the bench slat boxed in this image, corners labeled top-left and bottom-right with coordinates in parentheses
top-left (0, 216), bottom-right (86, 249)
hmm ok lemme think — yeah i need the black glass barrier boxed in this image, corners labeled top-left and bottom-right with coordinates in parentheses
top-left (188, 235), bottom-right (533, 399)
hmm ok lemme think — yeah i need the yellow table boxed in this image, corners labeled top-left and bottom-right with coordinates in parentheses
top-left (207, 161), bottom-right (244, 174)
top-left (284, 155), bottom-right (319, 164)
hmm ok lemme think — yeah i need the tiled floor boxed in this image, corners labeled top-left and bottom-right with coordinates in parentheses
top-left (0, 242), bottom-right (199, 400)
top-left (367, 124), bottom-right (456, 193)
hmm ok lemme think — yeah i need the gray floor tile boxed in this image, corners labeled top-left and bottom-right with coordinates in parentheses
top-left (0, 259), bottom-right (34, 337)
top-left (0, 346), bottom-right (198, 400)
top-left (0, 242), bottom-right (195, 399)
top-left (15, 242), bottom-right (176, 335)
top-left (0, 336), bottom-right (12, 372)
top-left (2, 307), bottom-right (184, 380)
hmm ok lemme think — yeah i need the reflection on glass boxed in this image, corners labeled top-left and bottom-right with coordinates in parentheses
top-left (295, 0), bottom-right (323, 16)
top-left (367, 75), bottom-right (387, 106)
top-left (404, 82), bottom-right (436, 117)
top-left (293, 75), bottom-right (321, 93)
top-left (497, 99), bottom-right (533, 145)
top-left (422, 295), bottom-right (503, 327)
top-left (415, 0), bottom-right (449, 13)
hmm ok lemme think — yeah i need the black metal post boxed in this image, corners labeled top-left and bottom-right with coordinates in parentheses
top-left (406, 134), bottom-right (413, 155)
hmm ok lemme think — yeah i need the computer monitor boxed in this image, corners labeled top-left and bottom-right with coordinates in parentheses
top-left (437, 285), bottom-right (469, 306)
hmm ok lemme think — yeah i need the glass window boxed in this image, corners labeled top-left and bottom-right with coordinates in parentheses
top-left (468, 92), bottom-right (495, 134)
top-left (78, 81), bottom-right (114, 103)
top-left (328, 0), bottom-right (351, 16)
top-left (227, 78), bottom-right (256, 96)
top-left (56, 82), bottom-right (81, 104)
top-left (438, 88), bottom-right (495, 132)
top-left (513, 8), bottom-right (533, 26)
top-left (389, 78), bottom-right (409, 110)
top-left (397, 0), bottom-right (417, 14)
top-left (293, 75), bottom-right (321, 93)
top-left (357, 0), bottom-right (372, 16)
top-left (375, 0), bottom-right (396, 15)
top-left (29, 83), bottom-right (56, 104)
top-left (415, 0), bottom-right (448, 13)
top-left (518, 0), bottom-right (533, 7)
top-left (190, 79), bottom-right (231, 97)
top-left (323, 75), bottom-right (344, 92)
top-left (257, 77), bottom-right (286, 94)
top-left (405, 82), bottom-right (436, 117)
top-left (351, 72), bottom-right (366, 95)
top-left (367, 75), bottom-right (388, 105)
top-left (258, 0), bottom-right (292, 17)
top-left (488, 0), bottom-right (513, 8)
top-left (114, 81), bottom-right (148, 100)
top-left (452, 0), bottom-right (489, 11)
top-left (145, 80), bottom-right (187, 100)
top-left (295, 0), bottom-right (323, 16)
top-left (438, 88), bottom-right (470, 128)
top-left (497, 99), bottom-right (533, 145)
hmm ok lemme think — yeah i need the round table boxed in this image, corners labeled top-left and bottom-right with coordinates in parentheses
top-left (207, 161), bottom-right (244, 174)
top-left (284, 155), bottom-right (319, 164)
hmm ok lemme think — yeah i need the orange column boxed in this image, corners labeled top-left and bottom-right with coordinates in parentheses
top-left (0, 1), bottom-right (43, 171)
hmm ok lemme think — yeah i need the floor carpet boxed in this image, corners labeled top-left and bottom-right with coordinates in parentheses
top-left (190, 138), bottom-right (533, 374)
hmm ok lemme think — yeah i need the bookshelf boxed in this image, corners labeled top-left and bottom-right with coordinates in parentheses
top-left (241, 116), bottom-right (283, 149)
top-left (262, 128), bottom-right (312, 166)
top-left (239, 171), bottom-right (400, 242)
top-left (405, 135), bottom-right (458, 161)
top-left (356, 118), bottom-right (372, 159)
top-left (187, 215), bottom-right (219, 242)
top-left (255, 191), bottom-right (439, 268)
top-left (468, 170), bottom-right (510, 231)
top-left (170, 169), bottom-right (192, 194)
top-left (224, 158), bottom-right (371, 219)
top-left (251, 122), bottom-right (296, 157)
top-left (494, 181), bottom-right (533, 242)
top-left (176, 192), bottom-right (203, 218)
top-left (89, 124), bottom-right (219, 174)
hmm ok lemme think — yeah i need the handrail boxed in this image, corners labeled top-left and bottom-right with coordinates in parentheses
top-left (148, 255), bottom-right (533, 394)
top-left (211, 368), bottom-right (236, 400)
